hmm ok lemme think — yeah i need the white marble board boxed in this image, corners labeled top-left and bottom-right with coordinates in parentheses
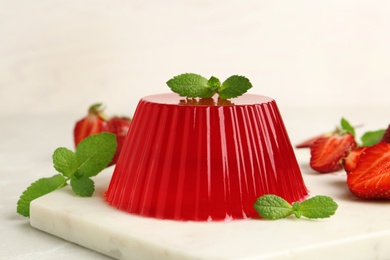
top-left (29, 150), bottom-right (390, 260)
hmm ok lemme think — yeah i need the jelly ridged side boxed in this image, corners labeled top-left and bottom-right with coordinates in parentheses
top-left (105, 97), bottom-right (308, 221)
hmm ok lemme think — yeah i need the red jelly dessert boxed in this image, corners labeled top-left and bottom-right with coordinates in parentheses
top-left (105, 93), bottom-right (308, 221)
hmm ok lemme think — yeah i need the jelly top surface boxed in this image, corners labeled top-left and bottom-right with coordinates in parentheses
top-left (141, 93), bottom-right (274, 106)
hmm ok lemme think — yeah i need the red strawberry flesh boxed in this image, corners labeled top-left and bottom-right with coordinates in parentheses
top-left (343, 146), bottom-right (368, 173)
top-left (74, 103), bottom-right (107, 146)
top-left (296, 133), bottom-right (327, 148)
top-left (310, 133), bottom-right (357, 173)
top-left (103, 116), bottom-right (132, 165)
top-left (347, 142), bottom-right (390, 199)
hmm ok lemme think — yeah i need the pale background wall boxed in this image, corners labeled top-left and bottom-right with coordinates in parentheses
top-left (1, 0), bottom-right (390, 117)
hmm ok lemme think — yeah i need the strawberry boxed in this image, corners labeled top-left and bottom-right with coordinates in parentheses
top-left (347, 142), bottom-right (390, 199)
top-left (296, 133), bottom-right (328, 148)
top-left (381, 124), bottom-right (390, 143)
top-left (103, 116), bottom-right (132, 165)
top-left (74, 104), bottom-right (132, 165)
top-left (74, 103), bottom-right (108, 146)
top-left (310, 133), bottom-right (357, 173)
top-left (343, 146), bottom-right (368, 173)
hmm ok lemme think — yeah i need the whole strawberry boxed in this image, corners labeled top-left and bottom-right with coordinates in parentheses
top-left (74, 103), bottom-right (108, 146)
top-left (310, 133), bottom-right (357, 173)
top-left (103, 117), bottom-right (132, 165)
top-left (347, 142), bottom-right (390, 199)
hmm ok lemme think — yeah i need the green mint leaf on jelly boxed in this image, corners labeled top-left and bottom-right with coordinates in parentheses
top-left (17, 174), bottom-right (67, 217)
top-left (218, 75), bottom-right (253, 99)
top-left (254, 194), bottom-right (338, 220)
top-left (340, 118), bottom-right (355, 136)
top-left (76, 132), bottom-right (117, 177)
top-left (207, 76), bottom-right (221, 91)
top-left (361, 129), bottom-right (386, 146)
top-left (17, 132), bottom-right (117, 217)
top-left (70, 176), bottom-right (95, 197)
top-left (166, 73), bottom-right (215, 98)
top-left (166, 73), bottom-right (252, 99)
top-left (53, 147), bottom-right (78, 178)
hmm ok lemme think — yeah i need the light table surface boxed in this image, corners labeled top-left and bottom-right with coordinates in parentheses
top-left (1, 106), bottom-right (389, 259)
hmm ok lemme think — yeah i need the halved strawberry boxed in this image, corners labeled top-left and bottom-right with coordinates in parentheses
top-left (310, 133), bottom-right (357, 173)
top-left (103, 116), bottom-right (132, 165)
top-left (74, 103), bottom-right (108, 146)
top-left (381, 124), bottom-right (390, 143)
top-left (343, 146), bottom-right (369, 173)
top-left (347, 142), bottom-right (390, 199)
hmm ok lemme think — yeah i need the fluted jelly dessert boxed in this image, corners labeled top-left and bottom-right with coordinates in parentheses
top-left (105, 93), bottom-right (308, 221)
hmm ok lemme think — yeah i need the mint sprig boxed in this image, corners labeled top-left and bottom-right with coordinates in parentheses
top-left (17, 132), bottom-right (117, 217)
top-left (166, 73), bottom-right (252, 99)
top-left (253, 194), bottom-right (338, 220)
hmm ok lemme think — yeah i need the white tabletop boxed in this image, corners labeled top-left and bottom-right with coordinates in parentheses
top-left (1, 106), bottom-right (389, 259)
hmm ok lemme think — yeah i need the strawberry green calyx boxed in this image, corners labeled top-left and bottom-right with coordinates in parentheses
top-left (338, 117), bottom-right (386, 146)
top-left (166, 73), bottom-right (253, 99)
top-left (88, 103), bottom-right (109, 121)
top-left (297, 117), bottom-right (387, 149)
top-left (340, 118), bottom-right (355, 136)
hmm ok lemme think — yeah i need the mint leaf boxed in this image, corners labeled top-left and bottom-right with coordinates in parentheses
top-left (167, 73), bottom-right (215, 98)
top-left (166, 73), bottom-right (253, 99)
top-left (17, 174), bottom-right (67, 217)
top-left (70, 176), bottom-right (95, 197)
top-left (292, 202), bottom-right (302, 218)
top-left (218, 75), bottom-right (252, 99)
top-left (76, 132), bottom-right (117, 177)
top-left (361, 129), bottom-right (385, 146)
top-left (53, 147), bottom-right (77, 178)
top-left (253, 194), bottom-right (293, 220)
top-left (254, 194), bottom-right (338, 220)
top-left (296, 196), bottom-right (338, 219)
top-left (207, 76), bottom-right (221, 91)
top-left (17, 132), bottom-right (118, 218)
top-left (340, 118), bottom-right (355, 136)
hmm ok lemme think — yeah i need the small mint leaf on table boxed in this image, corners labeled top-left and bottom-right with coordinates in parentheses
top-left (17, 174), bottom-right (67, 217)
top-left (218, 75), bottom-right (252, 99)
top-left (292, 202), bottom-right (302, 218)
top-left (53, 147), bottom-right (77, 178)
top-left (254, 194), bottom-right (338, 220)
top-left (70, 176), bottom-right (95, 197)
top-left (76, 132), bottom-right (117, 177)
top-left (296, 195), bottom-right (338, 219)
top-left (361, 129), bottom-right (385, 146)
top-left (167, 73), bottom-right (215, 98)
top-left (253, 195), bottom-right (293, 220)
